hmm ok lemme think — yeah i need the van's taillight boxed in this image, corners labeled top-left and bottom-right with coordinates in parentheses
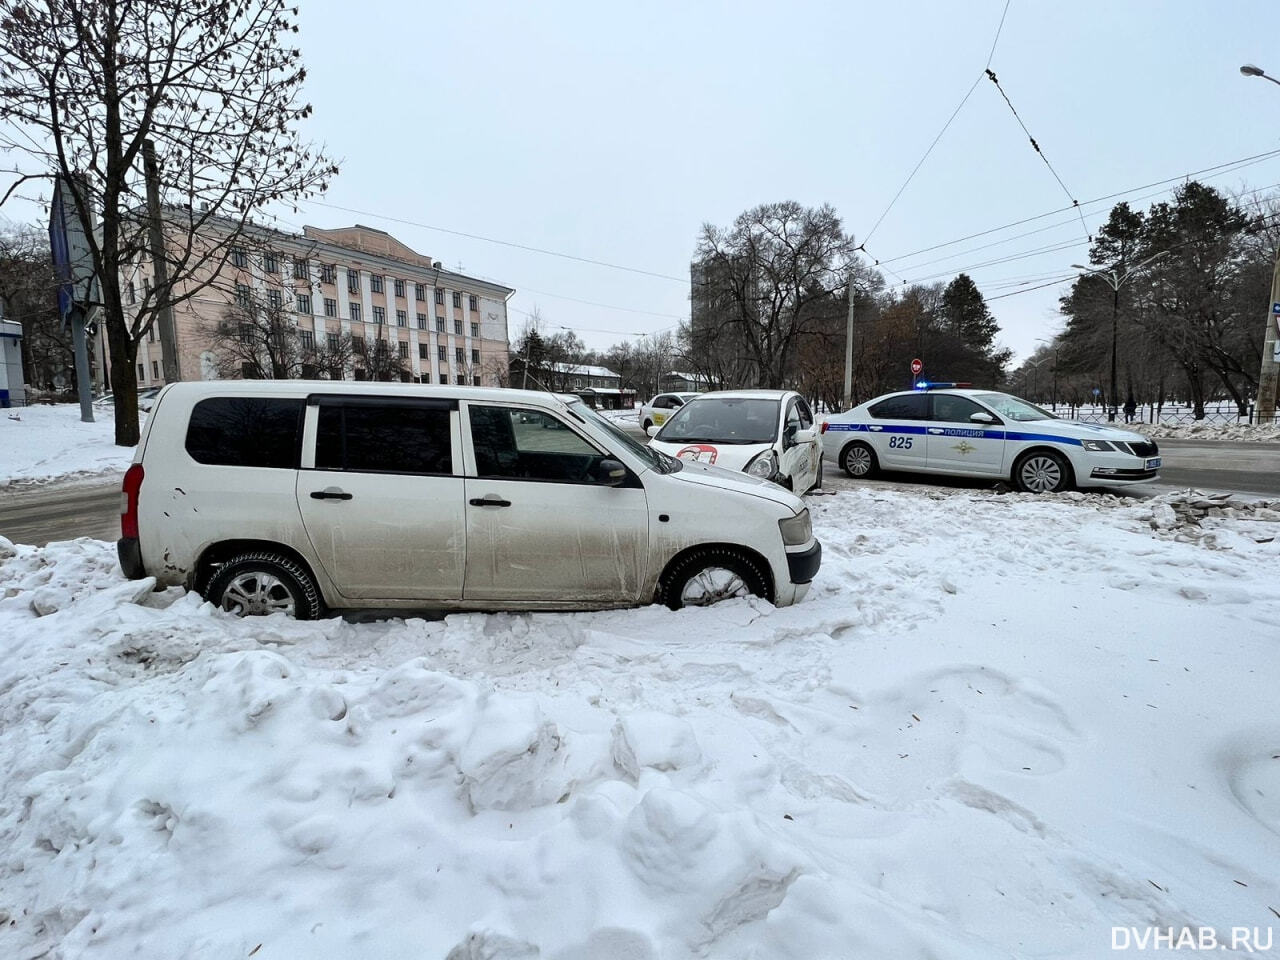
top-left (121, 463), bottom-right (144, 539)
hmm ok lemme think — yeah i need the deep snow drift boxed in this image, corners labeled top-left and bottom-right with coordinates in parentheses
top-left (1, 485), bottom-right (1278, 958)
top-left (0, 405), bottom-right (136, 486)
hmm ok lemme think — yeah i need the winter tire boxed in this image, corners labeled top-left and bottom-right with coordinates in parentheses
top-left (642, 419), bottom-right (653, 432)
top-left (205, 551), bottom-right (324, 620)
top-left (1013, 450), bottom-right (1072, 494)
top-left (809, 456), bottom-right (824, 493)
top-left (658, 547), bottom-right (773, 610)
top-left (840, 441), bottom-right (878, 479)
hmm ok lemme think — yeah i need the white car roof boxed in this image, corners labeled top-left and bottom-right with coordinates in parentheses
top-left (155, 380), bottom-right (579, 409)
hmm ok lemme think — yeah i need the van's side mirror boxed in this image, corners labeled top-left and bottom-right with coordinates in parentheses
top-left (970, 412), bottom-right (996, 424)
top-left (646, 424), bottom-right (660, 438)
top-left (597, 458), bottom-right (627, 486)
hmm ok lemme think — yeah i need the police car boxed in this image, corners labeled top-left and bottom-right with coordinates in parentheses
top-left (647, 389), bottom-right (823, 492)
top-left (821, 384), bottom-right (1161, 493)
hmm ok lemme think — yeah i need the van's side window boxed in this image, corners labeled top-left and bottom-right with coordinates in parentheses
top-left (185, 397), bottom-right (303, 468)
top-left (316, 402), bottom-right (452, 475)
top-left (469, 405), bottom-right (605, 483)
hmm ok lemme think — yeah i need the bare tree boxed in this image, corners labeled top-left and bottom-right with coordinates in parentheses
top-left (203, 287), bottom-right (351, 380)
top-left (357, 333), bottom-right (406, 382)
top-left (0, 0), bottom-right (337, 444)
top-left (0, 224), bottom-right (76, 392)
top-left (695, 201), bottom-right (856, 389)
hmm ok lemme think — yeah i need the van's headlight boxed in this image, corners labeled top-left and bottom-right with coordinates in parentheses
top-left (779, 509), bottom-right (812, 546)
top-left (1080, 439), bottom-right (1115, 452)
top-left (745, 450), bottom-right (778, 479)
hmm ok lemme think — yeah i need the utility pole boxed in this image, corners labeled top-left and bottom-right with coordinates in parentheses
top-left (143, 139), bottom-right (181, 382)
top-left (842, 275), bottom-right (856, 410)
top-left (1255, 253), bottom-right (1280, 424)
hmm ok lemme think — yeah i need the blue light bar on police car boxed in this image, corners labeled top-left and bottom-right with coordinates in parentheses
top-left (913, 381), bottom-right (973, 390)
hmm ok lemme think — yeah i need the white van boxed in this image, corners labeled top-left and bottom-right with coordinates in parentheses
top-left (118, 381), bottom-right (821, 617)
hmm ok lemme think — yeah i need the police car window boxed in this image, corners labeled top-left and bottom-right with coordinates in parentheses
top-left (931, 395), bottom-right (988, 423)
top-left (974, 393), bottom-right (1057, 422)
top-left (868, 394), bottom-right (929, 420)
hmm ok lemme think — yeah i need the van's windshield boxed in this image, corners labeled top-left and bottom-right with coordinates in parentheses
top-left (568, 403), bottom-right (682, 473)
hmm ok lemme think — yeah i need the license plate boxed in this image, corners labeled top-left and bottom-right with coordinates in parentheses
top-left (1145, 457), bottom-right (1161, 470)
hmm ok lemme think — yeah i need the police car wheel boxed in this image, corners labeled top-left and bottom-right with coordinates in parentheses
top-left (1014, 450), bottom-right (1072, 494)
top-left (841, 441), bottom-right (878, 479)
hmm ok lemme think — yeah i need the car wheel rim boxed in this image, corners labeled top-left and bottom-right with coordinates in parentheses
top-left (221, 571), bottom-right (296, 616)
top-left (845, 447), bottom-right (871, 476)
top-left (680, 566), bottom-right (749, 606)
top-left (1020, 456), bottom-right (1061, 493)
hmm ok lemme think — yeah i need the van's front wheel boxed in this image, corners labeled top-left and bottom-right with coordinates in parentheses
top-left (658, 548), bottom-right (773, 610)
top-left (205, 551), bottom-right (324, 620)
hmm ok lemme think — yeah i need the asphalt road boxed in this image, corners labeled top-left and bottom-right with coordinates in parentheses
top-left (0, 437), bottom-right (1277, 547)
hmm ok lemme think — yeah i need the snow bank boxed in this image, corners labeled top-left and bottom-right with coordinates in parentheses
top-left (0, 404), bottom-right (136, 486)
top-left (1, 486), bottom-right (1278, 958)
top-left (1143, 421), bottom-right (1280, 442)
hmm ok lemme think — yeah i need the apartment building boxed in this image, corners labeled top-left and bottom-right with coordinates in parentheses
top-left (107, 220), bottom-right (514, 391)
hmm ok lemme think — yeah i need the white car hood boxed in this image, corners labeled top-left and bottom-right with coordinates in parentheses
top-left (1025, 420), bottom-right (1151, 442)
top-left (647, 438), bottom-right (773, 473)
top-left (663, 457), bottom-right (802, 511)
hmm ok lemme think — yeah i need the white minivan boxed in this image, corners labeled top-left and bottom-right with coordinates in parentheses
top-left (118, 382), bottom-right (821, 617)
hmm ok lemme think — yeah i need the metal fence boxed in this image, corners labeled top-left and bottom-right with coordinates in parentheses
top-left (1050, 404), bottom-right (1276, 426)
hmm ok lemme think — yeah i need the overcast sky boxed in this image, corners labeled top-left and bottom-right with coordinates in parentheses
top-left (8, 0), bottom-right (1280, 367)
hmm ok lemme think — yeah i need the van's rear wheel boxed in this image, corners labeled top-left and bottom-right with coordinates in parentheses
top-left (659, 548), bottom-right (773, 610)
top-left (205, 551), bottom-right (323, 620)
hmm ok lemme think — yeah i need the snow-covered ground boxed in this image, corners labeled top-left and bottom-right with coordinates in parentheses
top-left (0, 405), bottom-right (136, 487)
top-left (2, 487), bottom-right (1278, 958)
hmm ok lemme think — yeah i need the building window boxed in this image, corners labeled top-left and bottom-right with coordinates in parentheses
top-left (143, 277), bottom-right (151, 296)
top-left (147, 325), bottom-right (156, 343)
top-left (454, 347), bottom-right (464, 364)
top-left (263, 251), bottom-right (278, 274)
top-left (293, 259), bottom-right (309, 280)
top-left (296, 293), bottom-right (312, 314)
top-left (349, 302), bottom-right (361, 323)
top-left (238, 322), bottom-right (254, 343)
top-left (127, 280), bottom-right (136, 305)
top-left (235, 283), bottom-right (251, 308)
top-left (327, 333), bottom-right (339, 352)
top-left (137, 363), bottom-right (146, 381)
top-left (452, 291), bottom-right (461, 308)
top-left (468, 294), bottom-right (478, 311)
top-left (397, 341), bottom-right (409, 359)
top-left (370, 274), bottom-right (384, 294)
top-left (416, 312), bottom-right (427, 329)
top-left (347, 270), bottom-right (360, 295)
top-left (321, 264), bottom-right (336, 284)
top-left (453, 319), bottom-right (462, 336)
top-left (152, 360), bottom-right (160, 379)
top-left (434, 287), bottom-right (444, 305)
top-left (435, 317), bottom-right (445, 333)
top-left (471, 348), bottom-right (480, 364)
top-left (267, 289), bottom-right (283, 311)
top-left (421, 373), bottom-right (431, 384)
top-left (353, 336), bottom-right (366, 355)
top-left (470, 322), bottom-right (479, 338)
top-left (372, 305), bottom-right (386, 325)
top-left (437, 345), bottom-right (446, 361)
top-left (396, 309), bottom-right (407, 327)
top-left (418, 343), bottom-right (429, 360)
top-left (300, 329), bottom-right (315, 351)
top-left (230, 246), bottom-right (248, 268)
top-left (416, 284), bottom-right (427, 301)
top-left (324, 297), bottom-right (337, 317)
top-left (394, 278), bottom-right (406, 298)
top-left (472, 376), bottom-right (481, 386)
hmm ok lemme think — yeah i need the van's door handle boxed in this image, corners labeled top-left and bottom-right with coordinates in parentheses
top-left (310, 488), bottom-right (353, 501)
top-left (469, 495), bottom-right (511, 507)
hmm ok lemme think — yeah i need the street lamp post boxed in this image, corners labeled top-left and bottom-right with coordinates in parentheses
top-left (1239, 64), bottom-right (1280, 423)
top-left (1071, 251), bottom-right (1169, 421)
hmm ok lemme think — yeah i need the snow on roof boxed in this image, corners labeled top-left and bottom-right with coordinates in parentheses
top-left (550, 363), bottom-right (619, 378)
